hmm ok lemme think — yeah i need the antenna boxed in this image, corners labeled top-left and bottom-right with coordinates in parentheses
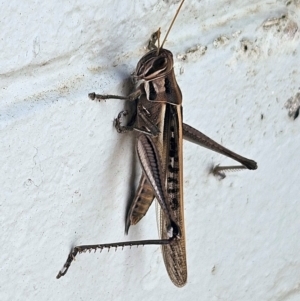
top-left (156, 28), bottom-right (161, 55)
top-left (160, 0), bottom-right (186, 50)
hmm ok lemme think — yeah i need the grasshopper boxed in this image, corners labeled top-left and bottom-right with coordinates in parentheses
top-left (57, 0), bottom-right (257, 287)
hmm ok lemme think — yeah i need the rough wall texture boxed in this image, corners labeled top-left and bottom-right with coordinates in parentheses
top-left (1, 0), bottom-right (300, 300)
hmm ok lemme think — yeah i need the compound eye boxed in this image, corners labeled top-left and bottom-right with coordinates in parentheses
top-left (153, 57), bottom-right (167, 71)
top-left (144, 57), bottom-right (167, 78)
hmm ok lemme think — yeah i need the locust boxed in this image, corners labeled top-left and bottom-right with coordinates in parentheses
top-left (57, 0), bottom-right (257, 287)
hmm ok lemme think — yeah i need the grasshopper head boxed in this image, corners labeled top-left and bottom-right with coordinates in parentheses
top-left (135, 0), bottom-right (185, 81)
top-left (135, 48), bottom-right (174, 81)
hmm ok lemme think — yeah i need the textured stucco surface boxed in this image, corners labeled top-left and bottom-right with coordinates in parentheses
top-left (1, 0), bottom-right (300, 300)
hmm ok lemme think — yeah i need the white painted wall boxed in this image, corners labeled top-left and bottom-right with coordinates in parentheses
top-left (1, 0), bottom-right (300, 300)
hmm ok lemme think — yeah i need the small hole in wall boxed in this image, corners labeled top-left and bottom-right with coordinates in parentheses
top-left (294, 107), bottom-right (299, 120)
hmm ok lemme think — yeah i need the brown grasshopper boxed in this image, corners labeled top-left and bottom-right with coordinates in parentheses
top-left (57, 0), bottom-right (257, 287)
